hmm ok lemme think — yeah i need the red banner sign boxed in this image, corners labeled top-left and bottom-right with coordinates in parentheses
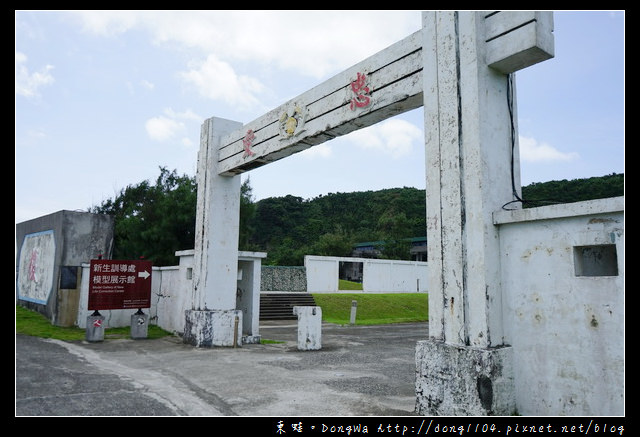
top-left (88, 259), bottom-right (152, 310)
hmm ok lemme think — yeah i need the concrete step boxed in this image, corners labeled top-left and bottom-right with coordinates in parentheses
top-left (260, 293), bottom-right (317, 320)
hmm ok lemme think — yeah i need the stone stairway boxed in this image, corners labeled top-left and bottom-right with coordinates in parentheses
top-left (259, 292), bottom-right (317, 320)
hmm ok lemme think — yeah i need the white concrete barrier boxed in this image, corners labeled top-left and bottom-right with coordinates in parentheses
top-left (293, 306), bottom-right (322, 351)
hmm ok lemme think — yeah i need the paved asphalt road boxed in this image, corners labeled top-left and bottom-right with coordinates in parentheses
top-left (16, 321), bottom-right (430, 418)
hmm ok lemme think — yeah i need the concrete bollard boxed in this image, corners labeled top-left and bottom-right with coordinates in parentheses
top-left (292, 306), bottom-right (322, 351)
top-left (86, 312), bottom-right (105, 342)
top-left (131, 309), bottom-right (149, 339)
top-left (350, 300), bottom-right (357, 325)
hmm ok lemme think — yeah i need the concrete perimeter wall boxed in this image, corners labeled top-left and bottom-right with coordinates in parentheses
top-left (494, 196), bottom-right (624, 416)
top-left (75, 250), bottom-right (266, 337)
top-left (261, 266), bottom-right (307, 292)
top-left (76, 259), bottom-right (190, 334)
top-left (16, 210), bottom-right (114, 327)
top-left (305, 255), bottom-right (428, 293)
top-left (73, 253), bottom-right (429, 331)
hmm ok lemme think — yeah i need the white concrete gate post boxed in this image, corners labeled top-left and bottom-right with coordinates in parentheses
top-left (415, 11), bottom-right (553, 416)
top-left (184, 116), bottom-right (244, 347)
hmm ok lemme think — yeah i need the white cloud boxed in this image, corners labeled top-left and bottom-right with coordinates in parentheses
top-left (66, 11), bottom-right (419, 82)
top-left (145, 108), bottom-right (203, 142)
top-left (300, 143), bottom-right (332, 159)
top-left (140, 79), bottom-right (154, 90)
top-left (126, 79), bottom-right (154, 95)
top-left (15, 51), bottom-right (55, 98)
top-left (86, 10), bottom-right (419, 78)
top-left (145, 116), bottom-right (184, 141)
top-left (199, 11), bottom-right (419, 79)
top-left (519, 136), bottom-right (579, 163)
top-left (345, 118), bottom-right (423, 158)
top-left (63, 11), bottom-right (419, 109)
top-left (69, 10), bottom-right (139, 36)
top-left (179, 54), bottom-right (265, 109)
top-left (160, 108), bottom-right (201, 123)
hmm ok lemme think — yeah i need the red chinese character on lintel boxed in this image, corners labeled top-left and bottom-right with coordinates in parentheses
top-left (350, 72), bottom-right (372, 110)
top-left (243, 129), bottom-right (256, 158)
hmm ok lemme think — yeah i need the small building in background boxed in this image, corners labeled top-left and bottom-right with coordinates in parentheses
top-left (352, 236), bottom-right (427, 261)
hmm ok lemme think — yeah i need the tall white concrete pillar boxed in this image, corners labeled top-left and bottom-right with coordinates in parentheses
top-left (184, 116), bottom-right (243, 347)
top-left (423, 10), bottom-right (519, 349)
top-left (417, 10), bottom-right (535, 415)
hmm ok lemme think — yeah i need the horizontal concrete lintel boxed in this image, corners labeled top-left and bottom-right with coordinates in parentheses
top-left (217, 81), bottom-right (423, 175)
top-left (215, 31), bottom-right (423, 175)
top-left (493, 196), bottom-right (624, 225)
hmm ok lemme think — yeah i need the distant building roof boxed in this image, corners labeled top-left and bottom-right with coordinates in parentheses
top-left (354, 236), bottom-right (426, 248)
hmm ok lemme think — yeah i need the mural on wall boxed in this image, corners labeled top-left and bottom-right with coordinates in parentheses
top-left (17, 230), bottom-right (56, 304)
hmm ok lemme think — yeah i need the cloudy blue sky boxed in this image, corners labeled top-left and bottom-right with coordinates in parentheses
top-left (15, 11), bottom-right (624, 226)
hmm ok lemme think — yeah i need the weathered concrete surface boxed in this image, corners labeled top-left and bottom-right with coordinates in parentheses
top-left (495, 197), bottom-right (624, 416)
top-left (85, 314), bottom-right (105, 343)
top-left (130, 312), bottom-right (149, 339)
top-left (16, 210), bottom-right (114, 327)
top-left (415, 340), bottom-right (515, 416)
top-left (16, 333), bottom-right (176, 416)
top-left (183, 309), bottom-right (243, 347)
top-left (16, 321), bottom-right (426, 416)
top-left (417, 11), bottom-right (555, 416)
top-left (293, 306), bottom-right (322, 351)
top-left (191, 117), bottom-right (242, 313)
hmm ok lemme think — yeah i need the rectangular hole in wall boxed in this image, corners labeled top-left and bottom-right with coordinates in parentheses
top-left (339, 261), bottom-right (363, 289)
top-left (186, 267), bottom-right (193, 280)
top-left (573, 244), bottom-right (618, 277)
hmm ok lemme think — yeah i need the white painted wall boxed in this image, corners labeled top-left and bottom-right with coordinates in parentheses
top-left (363, 259), bottom-right (427, 293)
top-left (494, 197), bottom-right (624, 416)
top-left (153, 250), bottom-right (194, 334)
top-left (304, 256), bottom-right (339, 292)
top-left (304, 255), bottom-right (428, 293)
top-left (77, 264), bottom-right (182, 331)
top-left (76, 250), bottom-right (265, 337)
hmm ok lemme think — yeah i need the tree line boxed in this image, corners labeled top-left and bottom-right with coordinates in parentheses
top-left (89, 168), bottom-right (623, 266)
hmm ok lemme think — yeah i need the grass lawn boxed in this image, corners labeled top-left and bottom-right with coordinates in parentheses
top-left (15, 305), bottom-right (173, 341)
top-left (16, 292), bottom-right (428, 341)
top-left (312, 293), bottom-right (428, 325)
top-left (338, 279), bottom-right (363, 290)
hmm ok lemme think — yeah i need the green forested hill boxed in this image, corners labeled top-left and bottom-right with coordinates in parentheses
top-left (248, 173), bottom-right (624, 265)
top-left (248, 187), bottom-right (427, 265)
top-left (91, 170), bottom-right (623, 266)
top-left (521, 173), bottom-right (624, 206)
